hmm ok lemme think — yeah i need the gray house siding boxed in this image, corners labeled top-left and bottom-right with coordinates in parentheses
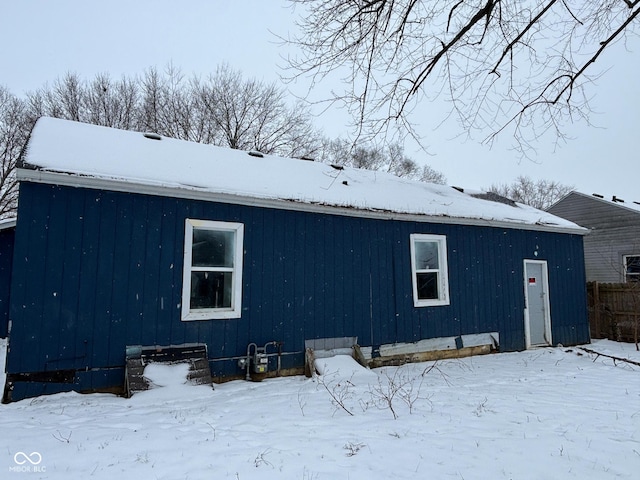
top-left (582, 227), bottom-right (640, 283)
top-left (547, 192), bottom-right (640, 283)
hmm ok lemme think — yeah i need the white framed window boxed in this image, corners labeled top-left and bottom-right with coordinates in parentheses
top-left (181, 219), bottom-right (244, 320)
top-left (410, 234), bottom-right (450, 307)
top-left (623, 255), bottom-right (640, 283)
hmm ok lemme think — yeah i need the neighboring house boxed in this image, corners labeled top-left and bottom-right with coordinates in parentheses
top-left (547, 191), bottom-right (640, 283)
top-left (2, 117), bottom-right (589, 402)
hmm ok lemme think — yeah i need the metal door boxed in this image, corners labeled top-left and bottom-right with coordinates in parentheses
top-left (524, 260), bottom-right (552, 348)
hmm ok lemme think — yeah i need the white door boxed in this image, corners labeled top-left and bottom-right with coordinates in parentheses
top-left (524, 260), bottom-right (552, 348)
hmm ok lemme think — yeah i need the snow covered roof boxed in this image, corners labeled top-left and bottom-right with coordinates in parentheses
top-left (554, 191), bottom-right (640, 214)
top-left (19, 117), bottom-right (583, 233)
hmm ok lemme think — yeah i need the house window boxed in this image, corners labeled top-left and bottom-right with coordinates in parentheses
top-left (182, 219), bottom-right (244, 320)
top-left (410, 234), bottom-right (450, 307)
top-left (624, 255), bottom-right (640, 283)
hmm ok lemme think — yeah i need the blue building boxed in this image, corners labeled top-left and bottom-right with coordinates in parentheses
top-left (2, 118), bottom-right (589, 402)
top-left (0, 218), bottom-right (15, 339)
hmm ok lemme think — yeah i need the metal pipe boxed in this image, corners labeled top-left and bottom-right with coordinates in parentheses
top-left (245, 343), bottom-right (257, 380)
top-left (242, 341), bottom-right (282, 381)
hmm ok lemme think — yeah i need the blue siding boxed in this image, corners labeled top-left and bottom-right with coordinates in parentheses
top-left (0, 226), bottom-right (14, 338)
top-left (4, 181), bottom-right (589, 400)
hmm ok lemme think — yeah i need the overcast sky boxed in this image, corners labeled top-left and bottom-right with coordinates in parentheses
top-left (1, 0), bottom-right (638, 203)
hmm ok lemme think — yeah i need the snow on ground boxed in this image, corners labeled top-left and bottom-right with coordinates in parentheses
top-left (1, 338), bottom-right (639, 479)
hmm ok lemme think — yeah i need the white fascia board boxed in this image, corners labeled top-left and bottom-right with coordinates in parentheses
top-left (0, 218), bottom-right (16, 230)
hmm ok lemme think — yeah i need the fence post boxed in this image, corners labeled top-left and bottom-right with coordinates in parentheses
top-left (593, 281), bottom-right (600, 338)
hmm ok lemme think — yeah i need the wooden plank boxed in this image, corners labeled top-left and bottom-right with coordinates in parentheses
top-left (304, 347), bottom-right (316, 378)
top-left (378, 332), bottom-right (498, 356)
top-left (368, 344), bottom-right (492, 369)
top-left (125, 344), bottom-right (212, 397)
top-left (125, 358), bottom-right (148, 396)
top-left (352, 344), bottom-right (367, 367)
top-left (593, 282), bottom-right (601, 338)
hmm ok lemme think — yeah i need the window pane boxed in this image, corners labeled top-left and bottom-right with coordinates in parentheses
top-left (192, 229), bottom-right (234, 267)
top-left (627, 256), bottom-right (640, 282)
top-left (416, 272), bottom-right (439, 300)
top-left (415, 241), bottom-right (439, 270)
top-left (190, 271), bottom-right (233, 309)
top-left (626, 256), bottom-right (640, 274)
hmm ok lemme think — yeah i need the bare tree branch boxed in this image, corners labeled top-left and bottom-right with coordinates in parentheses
top-left (488, 175), bottom-right (574, 209)
top-left (284, 0), bottom-right (640, 156)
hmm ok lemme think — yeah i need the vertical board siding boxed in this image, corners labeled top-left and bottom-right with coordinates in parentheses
top-left (57, 188), bottom-right (85, 371)
top-left (0, 227), bottom-right (15, 338)
top-left (78, 192), bottom-right (101, 377)
top-left (92, 193), bottom-right (117, 370)
top-left (12, 183), bottom-right (51, 373)
top-left (5, 182), bottom-right (589, 398)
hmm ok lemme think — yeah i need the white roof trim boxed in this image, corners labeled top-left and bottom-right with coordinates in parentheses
top-left (0, 217), bottom-right (16, 230)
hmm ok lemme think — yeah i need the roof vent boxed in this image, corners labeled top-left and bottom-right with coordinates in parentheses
top-left (592, 193), bottom-right (603, 198)
top-left (612, 195), bottom-right (624, 203)
top-left (143, 132), bottom-right (162, 140)
top-left (248, 151), bottom-right (264, 158)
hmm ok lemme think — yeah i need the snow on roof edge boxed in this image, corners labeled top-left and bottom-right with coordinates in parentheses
top-left (20, 117), bottom-right (585, 233)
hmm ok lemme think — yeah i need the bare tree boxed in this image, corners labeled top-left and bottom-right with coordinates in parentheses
top-left (27, 72), bottom-right (139, 130)
top-left (317, 137), bottom-right (446, 184)
top-left (24, 65), bottom-right (320, 159)
top-left (285, 1), bottom-right (640, 154)
top-left (136, 65), bottom-right (216, 142)
top-left (6, 66), bottom-right (323, 215)
top-left (0, 87), bottom-right (31, 218)
top-left (386, 142), bottom-right (419, 179)
top-left (84, 73), bottom-right (139, 129)
top-left (29, 73), bottom-right (85, 121)
top-left (195, 64), bottom-right (319, 157)
top-left (419, 165), bottom-right (447, 185)
top-left (488, 175), bottom-right (573, 210)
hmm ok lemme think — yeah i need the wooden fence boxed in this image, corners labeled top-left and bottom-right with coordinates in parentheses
top-left (587, 282), bottom-right (639, 342)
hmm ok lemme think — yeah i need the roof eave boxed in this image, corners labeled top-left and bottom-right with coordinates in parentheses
top-left (16, 168), bottom-right (587, 235)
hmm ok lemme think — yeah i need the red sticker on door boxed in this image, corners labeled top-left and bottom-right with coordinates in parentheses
top-left (528, 277), bottom-right (537, 285)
